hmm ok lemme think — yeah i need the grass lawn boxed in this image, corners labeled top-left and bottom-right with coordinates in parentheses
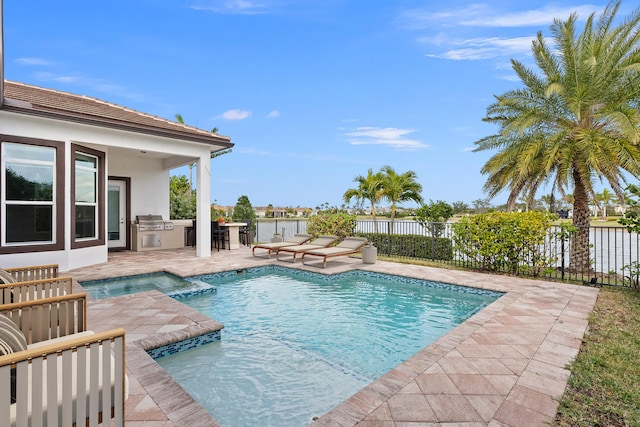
top-left (553, 286), bottom-right (640, 426)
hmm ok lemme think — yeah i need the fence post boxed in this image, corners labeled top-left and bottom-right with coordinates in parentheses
top-left (387, 220), bottom-right (392, 257)
top-left (561, 233), bottom-right (566, 280)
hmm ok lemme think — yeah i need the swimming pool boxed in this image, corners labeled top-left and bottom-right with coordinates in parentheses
top-left (155, 267), bottom-right (502, 427)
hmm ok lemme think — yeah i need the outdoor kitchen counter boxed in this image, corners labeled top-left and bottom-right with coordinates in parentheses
top-left (220, 222), bottom-right (246, 250)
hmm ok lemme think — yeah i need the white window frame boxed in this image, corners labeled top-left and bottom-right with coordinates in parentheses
top-left (1, 142), bottom-right (57, 246)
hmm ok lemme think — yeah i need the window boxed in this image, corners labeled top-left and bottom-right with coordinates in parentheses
top-left (71, 145), bottom-right (105, 248)
top-left (0, 136), bottom-right (65, 253)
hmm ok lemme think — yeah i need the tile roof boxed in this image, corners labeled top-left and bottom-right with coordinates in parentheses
top-left (2, 80), bottom-right (232, 147)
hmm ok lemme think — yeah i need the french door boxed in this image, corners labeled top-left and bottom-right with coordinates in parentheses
top-left (107, 179), bottom-right (128, 249)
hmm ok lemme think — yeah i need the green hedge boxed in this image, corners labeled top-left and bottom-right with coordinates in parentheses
top-left (357, 232), bottom-right (453, 261)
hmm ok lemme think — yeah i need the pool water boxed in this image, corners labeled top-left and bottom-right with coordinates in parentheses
top-left (156, 268), bottom-right (502, 427)
top-left (79, 272), bottom-right (212, 299)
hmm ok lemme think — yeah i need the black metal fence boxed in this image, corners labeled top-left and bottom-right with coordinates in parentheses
top-left (255, 218), bottom-right (640, 288)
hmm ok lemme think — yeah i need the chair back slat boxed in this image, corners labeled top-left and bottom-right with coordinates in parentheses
top-left (4, 265), bottom-right (59, 282)
top-left (0, 293), bottom-right (87, 344)
top-left (0, 277), bottom-right (73, 305)
top-left (0, 329), bottom-right (126, 427)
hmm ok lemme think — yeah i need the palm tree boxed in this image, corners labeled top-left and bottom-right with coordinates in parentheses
top-left (474, 1), bottom-right (640, 273)
top-left (379, 165), bottom-right (423, 223)
top-left (597, 188), bottom-right (615, 220)
top-left (343, 169), bottom-right (384, 232)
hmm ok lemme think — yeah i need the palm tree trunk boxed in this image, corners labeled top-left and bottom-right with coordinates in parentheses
top-left (569, 173), bottom-right (592, 274)
top-left (370, 202), bottom-right (379, 233)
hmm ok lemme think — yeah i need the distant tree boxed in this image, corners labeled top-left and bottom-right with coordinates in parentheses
top-left (596, 189), bottom-right (615, 220)
top-left (265, 204), bottom-right (274, 218)
top-left (472, 198), bottom-right (493, 214)
top-left (415, 200), bottom-right (454, 237)
top-left (538, 194), bottom-right (557, 212)
top-left (170, 175), bottom-right (196, 219)
top-left (343, 168), bottom-right (384, 232)
top-left (379, 165), bottom-right (423, 223)
top-left (452, 201), bottom-right (470, 215)
top-left (232, 195), bottom-right (256, 223)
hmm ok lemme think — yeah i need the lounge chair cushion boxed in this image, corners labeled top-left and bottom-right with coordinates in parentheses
top-left (0, 314), bottom-right (27, 355)
top-left (335, 237), bottom-right (368, 250)
top-left (0, 269), bottom-right (17, 285)
top-left (0, 314), bottom-right (27, 404)
top-left (307, 235), bottom-right (339, 247)
top-left (284, 234), bottom-right (313, 244)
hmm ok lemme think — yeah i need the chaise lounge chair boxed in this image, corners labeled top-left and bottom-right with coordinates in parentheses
top-left (0, 293), bottom-right (127, 426)
top-left (0, 264), bottom-right (60, 283)
top-left (0, 264), bottom-right (72, 305)
top-left (252, 233), bottom-right (313, 258)
top-left (1, 276), bottom-right (74, 305)
top-left (275, 235), bottom-right (339, 263)
top-left (301, 237), bottom-right (369, 268)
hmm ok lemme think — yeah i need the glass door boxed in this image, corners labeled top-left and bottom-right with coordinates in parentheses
top-left (108, 180), bottom-right (127, 248)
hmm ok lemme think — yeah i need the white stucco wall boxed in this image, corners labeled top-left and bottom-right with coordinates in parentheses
top-left (107, 151), bottom-right (170, 219)
top-left (0, 110), bottom-right (216, 270)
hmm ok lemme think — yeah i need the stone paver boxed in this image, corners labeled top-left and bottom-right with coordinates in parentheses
top-left (64, 246), bottom-right (599, 426)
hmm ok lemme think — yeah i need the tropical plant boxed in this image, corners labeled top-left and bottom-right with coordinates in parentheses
top-left (343, 168), bottom-right (384, 232)
top-left (596, 188), bottom-right (615, 220)
top-left (540, 193), bottom-right (557, 212)
top-left (169, 175), bottom-right (196, 219)
top-left (619, 184), bottom-right (640, 232)
top-left (379, 165), bottom-right (423, 223)
top-left (474, 2), bottom-right (640, 273)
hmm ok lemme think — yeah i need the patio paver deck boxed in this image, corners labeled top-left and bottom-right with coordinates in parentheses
top-left (66, 247), bottom-right (599, 426)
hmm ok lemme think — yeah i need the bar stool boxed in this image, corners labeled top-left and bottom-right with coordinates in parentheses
top-left (239, 220), bottom-right (252, 246)
top-left (211, 221), bottom-right (230, 250)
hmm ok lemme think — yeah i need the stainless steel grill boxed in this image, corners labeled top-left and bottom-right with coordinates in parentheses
top-left (136, 214), bottom-right (174, 231)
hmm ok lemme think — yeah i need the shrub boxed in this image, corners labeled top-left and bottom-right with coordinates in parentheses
top-left (357, 232), bottom-right (453, 261)
top-left (451, 211), bottom-right (554, 274)
top-left (306, 212), bottom-right (357, 241)
top-left (414, 200), bottom-right (454, 238)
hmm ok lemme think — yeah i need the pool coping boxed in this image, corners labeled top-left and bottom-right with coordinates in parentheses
top-left (69, 248), bottom-right (599, 426)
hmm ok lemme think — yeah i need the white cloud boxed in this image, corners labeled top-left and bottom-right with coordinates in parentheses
top-left (345, 127), bottom-right (429, 151)
top-left (462, 146), bottom-right (476, 152)
top-left (219, 109), bottom-right (252, 120)
top-left (266, 110), bottom-right (280, 118)
top-left (405, 4), bottom-right (602, 61)
top-left (459, 5), bottom-right (602, 27)
top-left (15, 57), bottom-right (52, 66)
top-left (32, 72), bottom-right (148, 102)
top-left (191, 0), bottom-right (268, 15)
top-left (401, 4), bottom-right (600, 29)
top-left (426, 35), bottom-right (536, 60)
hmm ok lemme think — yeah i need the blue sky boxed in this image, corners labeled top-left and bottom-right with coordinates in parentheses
top-left (4, 0), bottom-right (622, 209)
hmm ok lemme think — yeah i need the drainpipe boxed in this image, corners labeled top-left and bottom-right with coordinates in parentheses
top-left (0, 0), bottom-right (4, 108)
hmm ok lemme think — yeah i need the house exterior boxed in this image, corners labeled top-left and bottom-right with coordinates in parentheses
top-left (0, 81), bottom-right (233, 270)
